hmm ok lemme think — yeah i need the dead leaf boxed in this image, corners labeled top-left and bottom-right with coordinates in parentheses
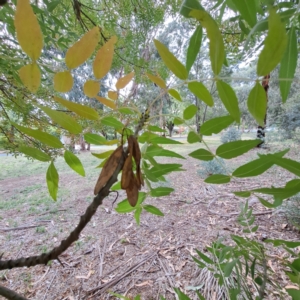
top-left (135, 280), bottom-right (153, 287)
top-left (267, 260), bottom-right (276, 273)
top-left (94, 145), bottom-right (124, 195)
top-left (285, 285), bottom-right (299, 290)
top-left (75, 270), bottom-right (94, 279)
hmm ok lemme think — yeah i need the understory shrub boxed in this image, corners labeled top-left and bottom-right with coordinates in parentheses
top-left (221, 127), bottom-right (242, 144)
top-left (282, 194), bottom-right (300, 229)
top-left (197, 158), bottom-right (227, 178)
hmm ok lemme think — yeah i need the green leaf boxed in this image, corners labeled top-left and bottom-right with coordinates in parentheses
top-left (154, 39), bottom-right (188, 80)
top-left (204, 174), bottom-right (230, 184)
top-left (148, 125), bottom-right (166, 133)
top-left (151, 187), bottom-right (174, 197)
top-left (257, 8), bottom-right (288, 76)
top-left (190, 10), bottom-right (225, 75)
top-left (216, 140), bottom-right (261, 159)
top-left (279, 27), bottom-right (297, 102)
top-left (46, 162), bottom-right (59, 201)
top-left (187, 131), bottom-right (201, 143)
top-left (150, 136), bottom-right (182, 145)
top-left (183, 104), bottom-right (198, 120)
top-left (64, 150), bottom-right (85, 176)
top-left (224, 259), bottom-right (238, 277)
top-left (12, 123), bottom-right (63, 148)
top-left (287, 289), bottom-right (300, 300)
top-left (19, 145), bottom-right (51, 162)
top-left (174, 117), bottom-right (184, 125)
top-left (118, 107), bottom-right (135, 114)
top-left (258, 197), bottom-right (275, 208)
top-left (146, 145), bottom-right (185, 159)
top-left (101, 116), bottom-right (123, 130)
top-left (54, 96), bottom-right (99, 120)
top-left (168, 89), bottom-right (182, 101)
top-left (180, 0), bottom-right (204, 18)
top-left (200, 116), bottom-right (234, 136)
top-left (134, 207), bottom-right (142, 225)
top-left (231, 0), bottom-right (257, 27)
top-left (232, 157), bottom-right (273, 177)
top-left (39, 105), bottom-right (82, 134)
top-left (92, 150), bottom-right (114, 159)
top-left (111, 181), bottom-right (121, 191)
top-left (247, 82), bottom-right (267, 126)
top-left (174, 288), bottom-right (192, 300)
top-left (47, 0), bottom-right (60, 12)
top-left (186, 25), bottom-right (202, 72)
top-left (234, 191), bottom-right (251, 197)
top-left (216, 81), bottom-right (240, 123)
top-left (189, 148), bottom-right (214, 161)
top-left (188, 81), bottom-right (214, 107)
top-left (265, 239), bottom-right (300, 248)
top-left (116, 192), bottom-right (147, 213)
top-left (150, 163), bottom-right (182, 177)
top-left (144, 205), bottom-right (164, 216)
top-left (270, 157), bottom-right (300, 177)
top-left (195, 249), bottom-right (214, 264)
top-left (84, 133), bottom-right (107, 145)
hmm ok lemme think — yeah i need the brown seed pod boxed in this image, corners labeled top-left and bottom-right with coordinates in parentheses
top-left (94, 145), bottom-right (124, 195)
top-left (125, 177), bottom-right (139, 207)
top-left (121, 153), bottom-right (133, 190)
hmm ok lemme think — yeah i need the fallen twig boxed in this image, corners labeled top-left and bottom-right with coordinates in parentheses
top-left (0, 224), bottom-right (47, 232)
top-left (0, 285), bottom-right (28, 300)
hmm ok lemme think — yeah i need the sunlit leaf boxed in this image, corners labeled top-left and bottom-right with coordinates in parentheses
top-left (180, 0), bottom-right (204, 18)
top-left (151, 187), bottom-right (174, 197)
top-left (19, 145), bottom-right (51, 162)
top-left (216, 80), bottom-right (240, 123)
top-left (183, 104), bottom-right (198, 120)
top-left (101, 116), bottom-right (123, 129)
top-left (168, 89), bottom-right (182, 101)
top-left (271, 157), bottom-right (300, 177)
top-left (257, 9), bottom-right (288, 76)
top-left (108, 90), bottom-right (118, 100)
top-left (64, 150), bottom-right (85, 176)
top-left (54, 96), bottom-right (99, 120)
top-left (189, 148), bottom-right (214, 161)
top-left (92, 150), bottom-right (114, 159)
top-left (84, 133), bottom-right (107, 145)
top-left (154, 39), bottom-right (188, 80)
top-left (231, 0), bottom-right (257, 27)
top-left (93, 36), bottom-right (117, 79)
top-left (190, 10), bottom-right (224, 75)
top-left (279, 26), bottom-right (297, 102)
top-left (216, 140), bottom-right (261, 159)
top-left (188, 81), bottom-right (213, 106)
top-left (187, 131), bottom-right (201, 143)
top-left (116, 72), bottom-right (134, 90)
top-left (186, 25), bottom-right (202, 72)
top-left (143, 205), bottom-right (164, 216)
top-left (134, 207), bottom-right (142, 225)
top-left (46, 162), bottom-right (59, 201)
top-left (14, 0), bottom-right (43, 60)
top-left (96, 96), bottom-right (116, 109)
top-left (145, 145), bottom-right (185, 159)
top-left (19, 63), bottom-right (40, 93)
top-left (39, 105), bottom-right (82, 134)
top-left (204, 174), bottom-right (231, 184)
top-left (200, 116), bottom-right (234, 136)
top-left (150, 163), bottom-right (182, 177)
top-left (65, 27), bottom-right (100, 69)
top-left (83, 80), bottom-right (100, 98)
top-left (54, 71), bottom-right (73, 93)
top-left (146, 73), bottom-right (166, 89)
top-left (247, 82), bottom-right (267, 126)
top-left (174, 117), bottom-right (184, 125)
top-left (13, 123), bottom-right (63, 148)
top-left (116, 192), bottom-right (146, 213)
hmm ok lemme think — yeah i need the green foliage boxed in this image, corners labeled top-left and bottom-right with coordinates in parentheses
top-left (220, 127), bottom-right (242, 144)
top-left (282, 194), bottom-right (300, 229)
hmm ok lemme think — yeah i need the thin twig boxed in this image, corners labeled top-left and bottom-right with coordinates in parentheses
top-left (42, 271), bottom-right (57, 300)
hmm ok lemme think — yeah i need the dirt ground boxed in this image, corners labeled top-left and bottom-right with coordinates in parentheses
top-left (0, 145), bottom-right (299, 300)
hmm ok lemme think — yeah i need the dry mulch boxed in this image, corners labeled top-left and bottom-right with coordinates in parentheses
top-left (0, 148), bottom-right (299, 300)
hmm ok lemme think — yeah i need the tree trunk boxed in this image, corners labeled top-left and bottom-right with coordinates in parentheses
top-left (79, 134), bottom-right (86, 151)
top-left (257, 74), bottom-right (270, 148)
top-left (87, 143), bottom-right (90, 151)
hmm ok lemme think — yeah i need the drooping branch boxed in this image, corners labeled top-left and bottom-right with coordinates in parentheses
top-left (0, 284), bottom-right (28, 300)
top-left (0, 151), bottom-right (126, 270)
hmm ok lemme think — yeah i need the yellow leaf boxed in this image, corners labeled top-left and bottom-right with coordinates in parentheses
top-left (115, 72), bottom-right (134, 90)
top-left (146, 73), bottom-right (166, 89)
top-left (54, 71), bottom-right (73, 93)
top-left (93, 36), bottom-right (117, 79)
top-left (83, 80), bottom-right (100, 98)
top-left (65, 27), bottom-right (100, 69)
top-left (19, 63), bottom-right (41, 93)
top-left (14, 0), bottom-right (43, 60)
top-left (108, 90), bottom-right (118, 100)
top-left (96, 96), bottom-right (116, 109)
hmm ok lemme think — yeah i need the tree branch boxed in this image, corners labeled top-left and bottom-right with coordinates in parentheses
top-left (0, 150), bottom-right (126, 270)
top-left (0, 285), bottom-right (28, 300)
